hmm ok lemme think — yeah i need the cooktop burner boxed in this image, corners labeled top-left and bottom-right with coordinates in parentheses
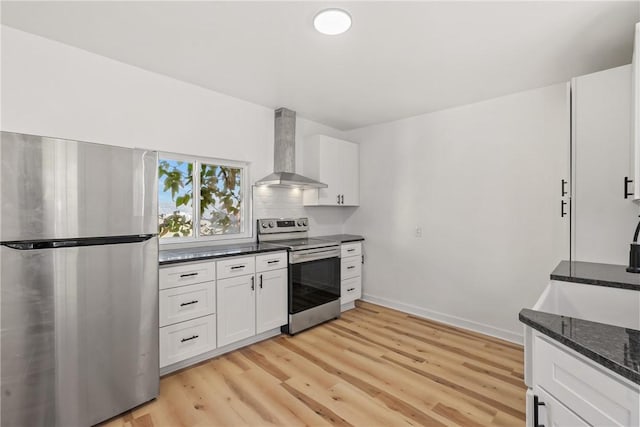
top-left (267, 237), bottom-right (339, 251)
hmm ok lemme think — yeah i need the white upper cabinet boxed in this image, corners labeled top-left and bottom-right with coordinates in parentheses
top-left (631, 22), bottom-right (640, 201)
top-left (572, 65), bottom-right (637, 264)
top-left (303, 135), bottom-right (360, 206)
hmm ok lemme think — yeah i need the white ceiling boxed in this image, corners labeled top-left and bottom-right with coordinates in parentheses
top-left (2, 1), bottom-right (639, 130)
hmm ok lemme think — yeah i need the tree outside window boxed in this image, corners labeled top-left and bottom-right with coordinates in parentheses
top-left (158, 157), bottom-right (245, 240)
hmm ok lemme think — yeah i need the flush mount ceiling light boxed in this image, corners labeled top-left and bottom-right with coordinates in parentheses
top-left (313, 9), bottom-right (352, 35)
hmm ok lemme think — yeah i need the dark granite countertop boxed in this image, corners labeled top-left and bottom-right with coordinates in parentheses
top-left (551, 260), bottom-right (640, 291)
top-left (519, 309), bottom-right (639, 385)
top-left (159, 243), bottom-right (285, 265)
top-left (314, 234), bottom-right (365, 243)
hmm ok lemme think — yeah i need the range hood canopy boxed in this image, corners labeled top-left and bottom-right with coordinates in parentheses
top-left (255, 108), bottom-right (328, 189)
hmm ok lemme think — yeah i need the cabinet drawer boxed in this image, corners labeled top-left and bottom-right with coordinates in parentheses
top-left (533, 335), bottom-right (639, 426)
top-left (341, 242), bottom-right (362, 258)
top-left (341, 256), bottom-right (361, 280)
top-left (159, 281), bottom-right (215, 327)
top-left (217, 256), bottom-right (255, 280)
top-left (255, 252), bottom-right (287, 273)
top-left (341, 276), bottom-right (361, 304)
top-left (159, 261), bottom-right (215, 290)
top-left (159, 315), bottom-right (216, 368)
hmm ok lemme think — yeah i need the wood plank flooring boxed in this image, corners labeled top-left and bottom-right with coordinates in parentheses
top-left (102, 301), bottom-right (526, 427)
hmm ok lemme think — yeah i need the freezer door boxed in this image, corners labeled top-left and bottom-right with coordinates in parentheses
top-left (0, 238), bottom-right (159, 427)
top-left (0, 132), bottom-right (158, 242)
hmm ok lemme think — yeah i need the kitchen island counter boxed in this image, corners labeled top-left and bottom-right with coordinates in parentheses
top-left (519, 308), bottom-right (639, 385)
top-left (550, 260), bottom-right (640, 291)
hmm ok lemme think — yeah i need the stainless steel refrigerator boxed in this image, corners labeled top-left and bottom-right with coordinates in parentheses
top-left (0, 132), bottom-right (159, 426)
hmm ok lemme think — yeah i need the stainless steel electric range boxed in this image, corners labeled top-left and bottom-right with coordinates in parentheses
top-left (257, 218), bottom-right (341, 334)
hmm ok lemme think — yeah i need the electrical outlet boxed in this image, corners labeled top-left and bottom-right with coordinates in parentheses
top-left (415, 226), bottom-right (423, 237)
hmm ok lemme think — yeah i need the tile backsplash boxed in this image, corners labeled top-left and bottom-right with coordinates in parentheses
top-left (252, 186), bottom-right (355, 236)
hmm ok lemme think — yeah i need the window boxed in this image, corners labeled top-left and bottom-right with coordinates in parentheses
top-left (158, 154), bottom-right (249, 242)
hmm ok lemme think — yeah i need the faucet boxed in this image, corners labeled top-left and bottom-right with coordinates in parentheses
top-left (626, 216), bottom-right (640, 273)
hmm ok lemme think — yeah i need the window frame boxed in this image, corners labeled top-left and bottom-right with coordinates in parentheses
top-left (158, 151), bottom-right (251, 244)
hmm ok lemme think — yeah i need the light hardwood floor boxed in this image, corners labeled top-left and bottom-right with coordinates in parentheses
top-left (102, 301), bottom-right (526, 427)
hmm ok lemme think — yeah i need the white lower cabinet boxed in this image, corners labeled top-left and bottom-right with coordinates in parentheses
top-left (159, 281), bottom-right (215, 327)
top-left (340, 242), bottom-right (363, 306)
top-left (159, 250), bottom-right (288, 370)
top-left (527, 332), bottom-right (639, 427)
top-left (217, 252), bottom-right (288, 348)
top-left (217, 274), bottom-right (257, 347)
top-left (256, 269), bottom-right (288, 334)
top-left (530, 388), bottom-right (589, 427)
top-left (159, 315), bottom-right (216, 367)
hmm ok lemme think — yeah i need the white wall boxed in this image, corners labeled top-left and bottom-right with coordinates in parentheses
top-left (345, 84), bottom-right (570, 343)
top-left (0, 26), bottom-right (350, 241)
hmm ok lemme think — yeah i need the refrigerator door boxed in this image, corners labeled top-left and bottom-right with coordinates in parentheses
top-left (0, 132), bottom-right (158, 242)
top-left (0, 237), bottom-right (159, 427)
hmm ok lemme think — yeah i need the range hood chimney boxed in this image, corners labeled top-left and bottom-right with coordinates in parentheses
top-left (255, 108), bottom-right (328, 189)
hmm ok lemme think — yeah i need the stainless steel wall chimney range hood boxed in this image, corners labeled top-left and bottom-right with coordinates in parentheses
top-left (255, 108), bottom-right (328, 189)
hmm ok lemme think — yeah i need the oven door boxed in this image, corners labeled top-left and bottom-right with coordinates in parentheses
top-left (289, 255), bottom-right (341, 314)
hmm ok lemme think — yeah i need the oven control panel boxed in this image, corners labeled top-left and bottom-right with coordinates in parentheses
top-left (257, 217), bottom-right (308, 234)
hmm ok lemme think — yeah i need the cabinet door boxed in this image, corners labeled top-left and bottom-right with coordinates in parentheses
top-left (633, 23), bottom-right (640, 200)
top-left (303, 135), bottom-right (360, 206)
top-left (256, 269), bottom-right (288, 334)
top-left (217, 275), bottom-right (256, 347)
top-left (317, 137), bottom-right (346, 205)
top-left (572, 66), bottom-right (638, 264)
top-left (532, 387), bottom-right (589, 427)
top-left (340, 140), bottom-right (360, 206)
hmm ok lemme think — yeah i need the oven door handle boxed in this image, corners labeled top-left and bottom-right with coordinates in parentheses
top-left (290, 248), bottom-right (341, 264)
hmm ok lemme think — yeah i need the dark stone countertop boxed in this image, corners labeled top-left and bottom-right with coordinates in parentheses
top-left (314, 234), bottom-right (365, 243)
top-left (519, 309), bottom-right (640, 385)
top-left (159, 243), bottom-right (285, 265)
top-left (551, 260), bottom-right (640, 291)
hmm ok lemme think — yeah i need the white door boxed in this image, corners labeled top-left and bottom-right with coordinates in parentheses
top-left (217, 275), bottom-right (256, 347)
top-left (256, 270), bottom-right (288, 334)
top-left (572, 66), bottom-right (639, 264)
top-left (340, 140), bottom-right (360, 206)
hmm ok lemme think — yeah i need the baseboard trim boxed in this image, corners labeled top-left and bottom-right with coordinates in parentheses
top-left (361, 293), bottom-right (524, 345)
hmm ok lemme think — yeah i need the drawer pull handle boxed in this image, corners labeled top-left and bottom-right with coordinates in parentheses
top-left (181, 335), bottom-right (199, 343)
top-left (347, 287), bottom-right (355, 292)
top-left (347, 248), bottom-right (355, 252)
top-left (230, 265), bottom-right (246, 270)
top-left (259, 274), bottom-right (263, 289)
top-left (347, 266), bottom-right (356, 270)
top-left (180, 272), bottom-right (198, 278)
top-left (180, 300), bottom-right (198, 307)
top-left (267, 260), bottom-right (280, 264)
